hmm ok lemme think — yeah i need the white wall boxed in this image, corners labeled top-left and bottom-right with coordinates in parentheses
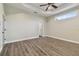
top-left (0, 4), bottom-right (4, 52)
top-left (5, 13), bottom-right (46, 43)
top-left (47, 8), bottom-right (79, 43)
top-left (5, 4), bottom-right (79, 44)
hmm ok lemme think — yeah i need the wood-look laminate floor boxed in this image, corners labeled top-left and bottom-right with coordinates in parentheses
top-left (1, 37), bottom-right (79, 56)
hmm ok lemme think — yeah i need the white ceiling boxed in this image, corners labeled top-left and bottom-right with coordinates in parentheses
top-left (4, 3), bottom-right (79, 17)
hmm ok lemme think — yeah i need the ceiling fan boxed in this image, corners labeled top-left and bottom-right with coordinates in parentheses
top-left (40, 3), bottom-right (58, 11)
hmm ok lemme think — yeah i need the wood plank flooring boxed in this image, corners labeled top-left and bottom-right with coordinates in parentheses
top-left (1, 37), bottom-right (79, 56)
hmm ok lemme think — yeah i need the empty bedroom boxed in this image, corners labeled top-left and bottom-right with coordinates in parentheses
top-left (0, 3), bottom-right (79, 56)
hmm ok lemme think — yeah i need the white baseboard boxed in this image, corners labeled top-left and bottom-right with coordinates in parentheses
top-left (47, 35), bottom-right (79, 44)
top-left (4, 35), bottom-right (47, 44)
top-left (4, 35), bottom-right (79, 44)
top-left (5, 36), bottom-right (39, 44)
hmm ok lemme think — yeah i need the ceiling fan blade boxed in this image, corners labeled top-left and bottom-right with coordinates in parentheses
top-left (48, 3), bottom-right (53, 5)
top-left (52, 5), bottom-right (58, 8)
top-left (40, 4), bottom-right (48, 6)
top-left (45, 5), bottom-right (50, 11)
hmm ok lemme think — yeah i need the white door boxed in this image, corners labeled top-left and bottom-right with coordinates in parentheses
top-left (39, 21), bottom-right (43, 37)
top-left (0, 15), bottom-right (4, 52)
top-left (0, 4), bottom-right (5, 52)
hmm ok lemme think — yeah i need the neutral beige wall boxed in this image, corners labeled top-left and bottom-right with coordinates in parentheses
top-left (0, 3), bottom-right (4, 52)
top-left (5, 13), bottom-right (46, 43)
top-left (47, 8), bottom-right (79, 42)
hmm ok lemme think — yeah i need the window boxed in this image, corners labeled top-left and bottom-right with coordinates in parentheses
top-left (56, 12), bottom-right (78, 20)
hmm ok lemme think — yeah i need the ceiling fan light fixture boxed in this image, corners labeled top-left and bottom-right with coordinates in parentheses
top-left (40, 3), bottom-right (58, 11)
